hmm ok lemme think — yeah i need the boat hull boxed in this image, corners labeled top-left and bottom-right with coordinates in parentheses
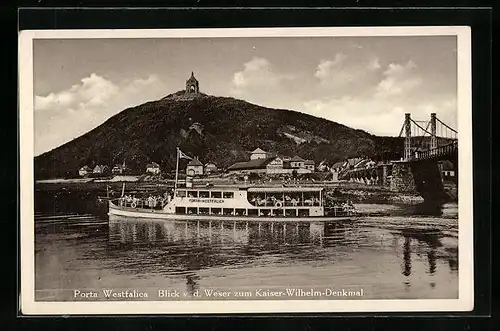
top-left (108, 202), bottom-right (356, 222)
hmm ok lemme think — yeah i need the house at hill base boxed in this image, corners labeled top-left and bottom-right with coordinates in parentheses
top-left (204, 162), bottom-right (218, 174)
top-left (186, 158), bottom-right (204, 176)
top-left (79, 165), bottom-right (92, 177)
top-left (228, 148), bottom-right (314, 175)
top-left (439, 160), bottom-right (455, 179)
top-left (304, 159), bottom-right (315, 172)
top-left (112, 163), bottom-right (127, 175)
top-left (249, 148), bottom-right (274, 160)
top-left (93, 165), bottom-right (110, 175)
top-left (290, 155), bottom-right (305, 168)
top-left (146, 162), bottom-right (161, 174)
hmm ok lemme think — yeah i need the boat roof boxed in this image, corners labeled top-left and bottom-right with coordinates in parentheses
top-left (248, 187), bottom-right (323, 192)
top-left (179, 186), bottom-right (323, 192)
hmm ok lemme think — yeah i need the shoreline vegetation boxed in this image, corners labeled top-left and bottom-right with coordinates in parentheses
top-left (35, 176), bottom-right (457, 204)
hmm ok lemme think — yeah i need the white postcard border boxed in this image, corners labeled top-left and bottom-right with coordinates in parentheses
top-left (19, 26), bottom-right (473, 315)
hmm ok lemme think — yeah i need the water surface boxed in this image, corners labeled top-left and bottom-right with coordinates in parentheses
top-left (34, 190), bottom-right (458, 301)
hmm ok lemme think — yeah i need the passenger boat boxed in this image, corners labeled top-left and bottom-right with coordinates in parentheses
top-left (108, 149), bottom-right (357, 222)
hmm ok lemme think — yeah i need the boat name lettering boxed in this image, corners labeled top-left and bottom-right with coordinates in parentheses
top-left (188, 198), bottom-right (224, 203)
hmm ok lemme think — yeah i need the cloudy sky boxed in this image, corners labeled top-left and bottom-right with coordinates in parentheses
top-left (33, 35), bottom-right (457, 155)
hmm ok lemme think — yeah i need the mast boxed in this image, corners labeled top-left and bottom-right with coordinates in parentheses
top-left (174, 147), bottom-right (180, 194)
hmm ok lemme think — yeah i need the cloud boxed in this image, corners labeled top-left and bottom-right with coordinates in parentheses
top-left (303, 96), bottom-right (408, 136)
top-left (303, 94), bottom-right (457, 136)
top-left (230, 57), bottom-right (297, 107)
top-left (232, 57), bottom-right (294, 90)
top-left (375, 60), bottom-right (423, 98)
top-left (35, 73), bottom-right (168, 155)
top-left (303, 59), bottom-right (456, 136)
top-left (314, 53), bottom-right (348, 81)
top-left (367, 58), bottom-right (381, 71)
top-left (313, 53), bottom-right (382, 96)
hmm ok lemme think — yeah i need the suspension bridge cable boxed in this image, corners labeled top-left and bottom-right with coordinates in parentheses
top-left (436, 117), bottom-right (458, 134)
top-left (398, 122), bottom-right (405, 138)
top-left (410, 118), bottom-right (434, 136)
top-left (415, 120), bottom-right (431, 152)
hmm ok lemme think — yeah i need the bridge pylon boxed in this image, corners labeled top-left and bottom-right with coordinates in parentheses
top-left (404, 113), bottom-right (412, 161)
top-left (430, 113), bottom-right (437, 155)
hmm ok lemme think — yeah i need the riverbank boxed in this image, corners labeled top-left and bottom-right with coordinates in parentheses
top-left (34, 179), bottom-right (438, 205)
top-left (325, 186), bottom-right (424, 204)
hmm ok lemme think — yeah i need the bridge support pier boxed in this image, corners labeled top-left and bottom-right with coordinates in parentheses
top-left (390, 161), bottom-right (417, 193)
top-left (391, 159), bottom-right (449, 201)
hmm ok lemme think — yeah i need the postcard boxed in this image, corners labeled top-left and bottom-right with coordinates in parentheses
top-left (19, 26), bottom-right (473, 314)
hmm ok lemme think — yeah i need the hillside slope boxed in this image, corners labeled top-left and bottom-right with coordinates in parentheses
top-left (34, 92), bottom-right (403, 179)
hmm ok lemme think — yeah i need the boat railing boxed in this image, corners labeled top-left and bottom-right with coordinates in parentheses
top-left (249, 196), bottom-right (322, 207)
top-left (112, 196), bottom-right (167, 210)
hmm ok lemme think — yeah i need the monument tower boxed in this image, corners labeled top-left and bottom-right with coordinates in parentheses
top-left (185, 72), bottom-right (200, 97)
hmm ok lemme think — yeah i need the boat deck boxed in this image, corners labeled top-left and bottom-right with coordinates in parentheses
top-left (108, 201), bottom-right (357, 222)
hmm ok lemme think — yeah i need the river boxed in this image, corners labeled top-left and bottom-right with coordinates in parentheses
top-left (33, 189), bottom-right (458, 301)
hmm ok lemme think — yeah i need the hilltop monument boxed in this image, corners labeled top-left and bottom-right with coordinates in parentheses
top-left (185, 72), bottom-right (200, 97)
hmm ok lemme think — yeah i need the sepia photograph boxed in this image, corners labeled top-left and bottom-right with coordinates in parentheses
top-left (19, 26), bottom-right (473, 314)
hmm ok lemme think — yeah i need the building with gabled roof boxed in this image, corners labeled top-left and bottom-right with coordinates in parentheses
top-left (187, 157), bottom-right (204, 176)
top-left (290, 155), bottom-right (306, 168)
top-left (304, 159), bottom-right (315, 171)
top-left (79, 165), bottom-right (92, 177)
top-left (250, 148), bottom-right (270, 160)
top-left (146, 162), bottom-right (161, 174)
top-left (204, 162), bottom-right (218, 174)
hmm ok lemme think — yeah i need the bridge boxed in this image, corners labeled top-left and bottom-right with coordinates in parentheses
top-left (338, 113), bottom-right (458, 201)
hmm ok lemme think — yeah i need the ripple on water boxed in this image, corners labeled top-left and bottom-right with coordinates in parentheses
top-left (34, 200), bottom-right (459, 301)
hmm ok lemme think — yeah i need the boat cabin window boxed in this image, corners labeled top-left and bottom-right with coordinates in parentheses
top-left (187, 207), bottom-right (198, 214)
top-left (175, 207), bottom-right (186, 214)
top-left (187, 191), bottom-right (198, 198)
top-left (199, 191), bottom-right (210, 198)
top-left (223, 192), bottom-right (234, 199)
top-left (210, 191), bottom-right (222, 199)
top-left (176, 190), bottom-right (187, 198)
top-left (223, 208), bottom-right (234, 215)
top-left (211, 208), bottom-right (222, 215)
top-left (199, 207), bottom-right (209, 214)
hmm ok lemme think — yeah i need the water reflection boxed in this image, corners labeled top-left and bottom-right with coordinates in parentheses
top-left (106, 216), bottom-right (459, 283)
top-left (108, 217), bottom-right (337, 247)
top-left (397, 225), bottom-right (459, 295)
top-left (402, 236), bottom-right (412, 277)
top-left (35, 198), bottom-right (459, 300)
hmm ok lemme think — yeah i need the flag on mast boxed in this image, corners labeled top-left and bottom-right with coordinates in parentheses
top-left (178, 149), bottom-right (193, 160)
